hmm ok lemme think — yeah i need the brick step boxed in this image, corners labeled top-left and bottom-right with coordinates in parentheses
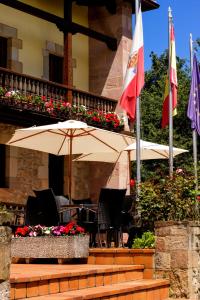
top-left (19, 279), bottom-right (169, 300)
top-left (10, 264), bottom-right (144, 299)
top-left (88, 248), bottom-right (154, 279)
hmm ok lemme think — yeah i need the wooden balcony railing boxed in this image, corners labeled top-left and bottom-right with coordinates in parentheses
top-left (0, 67), bottom-right (118, 113)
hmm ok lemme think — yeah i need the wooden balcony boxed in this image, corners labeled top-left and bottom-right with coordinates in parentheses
top-left (0, 67), bottom-right (120, 129)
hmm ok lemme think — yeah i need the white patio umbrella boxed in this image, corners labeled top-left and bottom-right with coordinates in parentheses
top-left (73, 140), bottom-right (188, 184)
top-left (73, 140), bottom-right (188, 162)
top-left (7, 120), bottom-right (135, 202)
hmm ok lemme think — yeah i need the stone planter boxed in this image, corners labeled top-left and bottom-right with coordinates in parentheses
top-left (11, 235), bottom-right (90, 261)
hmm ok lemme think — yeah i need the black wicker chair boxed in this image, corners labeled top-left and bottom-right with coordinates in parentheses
top-left (72, 198), bottom-right (97, 247)
top-left (97, 188), bottom-right (127, 247)
top-left (25, 189), bottom-right (70, 226)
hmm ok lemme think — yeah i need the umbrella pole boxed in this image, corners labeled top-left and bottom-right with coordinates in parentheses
top-left (128, 150), bottom-right (132, 193)
top-left (68, 132), bottom-right (73, 205)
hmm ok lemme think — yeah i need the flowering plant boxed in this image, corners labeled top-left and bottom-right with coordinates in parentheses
top-left (0, 88), bottom-right (124, 131)
top-left (14, 222), bottom-right (85, 237)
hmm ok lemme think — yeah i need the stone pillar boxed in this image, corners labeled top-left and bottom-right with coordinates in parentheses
top-left (155, 221), bottom-right (200, 299)
top-left (0, 212), bottom-right (13, 300)
top-left (89, 0), bottom-right (132, 102)
top-left (87, 0), bottom-right (132, 196)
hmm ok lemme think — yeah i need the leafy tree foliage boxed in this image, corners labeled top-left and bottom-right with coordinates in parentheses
top-left (133, 50), bottom-right (200, 180)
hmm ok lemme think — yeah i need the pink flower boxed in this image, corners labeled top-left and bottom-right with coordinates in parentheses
top-left (176, 168), bottom-right (183, 174)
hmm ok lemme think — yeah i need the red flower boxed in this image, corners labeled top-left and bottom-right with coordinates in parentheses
top-left (76, 226), bottom-right (85, 233)
top-left (15, 226), bottom-right (30, 237)
top-left (130, 179), bottom-right (135, 187)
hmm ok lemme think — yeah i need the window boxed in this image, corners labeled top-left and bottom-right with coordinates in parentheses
top-left (49, 54), bottom-right (63, 84)
top-left (0, 144), bottom-right (6, 187)
top-left (0, 36), bottom-right (7, 68)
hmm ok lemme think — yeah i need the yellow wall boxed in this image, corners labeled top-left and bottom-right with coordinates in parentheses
top-left (0, 0), bottom-right (88, 91)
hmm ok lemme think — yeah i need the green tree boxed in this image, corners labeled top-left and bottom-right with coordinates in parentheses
top-left (134, 50), bottom-right (200, 181)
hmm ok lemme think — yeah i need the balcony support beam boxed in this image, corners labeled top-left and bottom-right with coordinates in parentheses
top-left (0, 0), bottom-right (117, 50)
top-left (63, 1), bottom-right (73, 102)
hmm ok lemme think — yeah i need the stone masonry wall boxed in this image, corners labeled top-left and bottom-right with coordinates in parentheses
top-left (89, 0), bottom-right (132, 102)
top-left (0, 225), bottom-right (12, 300)
top-left (65, 160), bottom-right (130, 202)
top-left (155, 221), bottom-right (200, 299)
top-left (0, 123), bottom-right (48, 205)
top-left (88, 0), bottom-right (132, 192)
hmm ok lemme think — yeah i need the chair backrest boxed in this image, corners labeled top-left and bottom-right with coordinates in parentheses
top-left (121, 195), bottom-right (135, 227)
top-left (55, 195), bottom-right (71, 224)
top-left (98, 188), bottom-right (127, 229)
top-left (72, 198), bottom-right (96, 224)
top-left (25, 195), bottom-right (44, 225)
top-left (33, 188), bottom-right (59, 226)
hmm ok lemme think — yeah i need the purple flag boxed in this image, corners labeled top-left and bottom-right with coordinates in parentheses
top-left (187, 54), bottom-right (200, 135)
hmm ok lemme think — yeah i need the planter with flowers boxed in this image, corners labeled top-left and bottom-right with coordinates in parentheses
top-left (0, 87), bottom-right (124, 132)
top-left (11, 222), bottom-right (89, 261)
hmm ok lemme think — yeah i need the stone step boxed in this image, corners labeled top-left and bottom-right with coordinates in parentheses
top-left (88, 248), bottom-right (155, 279)
top-left (19, 279), bottom-right (169, 300)
top-left (10, 264), bottom-right (144, 299)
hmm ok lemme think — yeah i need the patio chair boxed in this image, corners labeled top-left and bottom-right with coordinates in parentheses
top-left (72, 198), bottom-right (97, 247)
top-left (25, 189), bottom-right (60, 226)
top-left (97, 187), bottom-right (127, 247)
top-left (25, 195), bottom-right (42, 225)
top-left (55, 195), bottom-right (71, 224)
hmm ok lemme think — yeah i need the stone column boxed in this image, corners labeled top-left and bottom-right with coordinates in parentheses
top-left (155, 221), bottom-right (200, 299)
top-left (87, 0), bottom-right (132, 198)
top-left (89, 0), bottom-right (132, 102)
top-left (0, 212), bottom-right (13, 300)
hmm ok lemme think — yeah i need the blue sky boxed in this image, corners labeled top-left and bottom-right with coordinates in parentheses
top-left (135, 0), bottom-right (200, 70)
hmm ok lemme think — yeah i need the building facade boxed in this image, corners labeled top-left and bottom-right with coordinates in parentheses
top-left (0, 0), bottom-right (159, 205)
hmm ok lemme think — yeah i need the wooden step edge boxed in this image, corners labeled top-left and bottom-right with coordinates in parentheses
top-left (20, 279), bottom-right (170, 300)
top-left (10, 264), bottom-right (144, 283)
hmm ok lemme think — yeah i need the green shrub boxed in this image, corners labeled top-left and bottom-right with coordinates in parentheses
top-left (132, 172), bottom-right (199, 231)
top-left (132, 231), bottom-right (155, 249)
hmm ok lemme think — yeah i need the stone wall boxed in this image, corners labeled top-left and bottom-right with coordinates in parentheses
top-left (0, 213), bottom-right (13, 300)
top-left (88, 0), bottom-right (132, 102)
top-left (155, 221), bottom-right (200, 299)
top-left (0, 123), bottom-right (48, 205)
top-left (72, 160), bottom-right (129, 202)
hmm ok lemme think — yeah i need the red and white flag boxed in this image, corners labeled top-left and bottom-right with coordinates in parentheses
top-left (161, 24), bottom-right (177, 128)
top-left (119, 5), bottom-right (144, 122)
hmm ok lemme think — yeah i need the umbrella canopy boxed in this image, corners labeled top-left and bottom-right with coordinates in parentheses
top-left (73, 140), bottom-right (188, 162)
top-left (7, 120), bottom-right (134, 155)
top-left (125, 140), bottom-right (188, 160)
top-left (7, 120), bottom-right (135, 201)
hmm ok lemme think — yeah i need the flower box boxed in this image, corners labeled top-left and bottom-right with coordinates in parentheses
top-left (11, 235), bottom-right (90, 260)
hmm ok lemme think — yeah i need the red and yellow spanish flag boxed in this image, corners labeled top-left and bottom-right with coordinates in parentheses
top-left (161, 24), bottom-right (177, 128)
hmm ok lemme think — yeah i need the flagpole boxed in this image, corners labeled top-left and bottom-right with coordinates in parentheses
top-left (135, 0), bottom-right (141, 200)
top-left (168, 7), bottom-right (173, 178)
top-left (189, 33), bottom-right (199, 193)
